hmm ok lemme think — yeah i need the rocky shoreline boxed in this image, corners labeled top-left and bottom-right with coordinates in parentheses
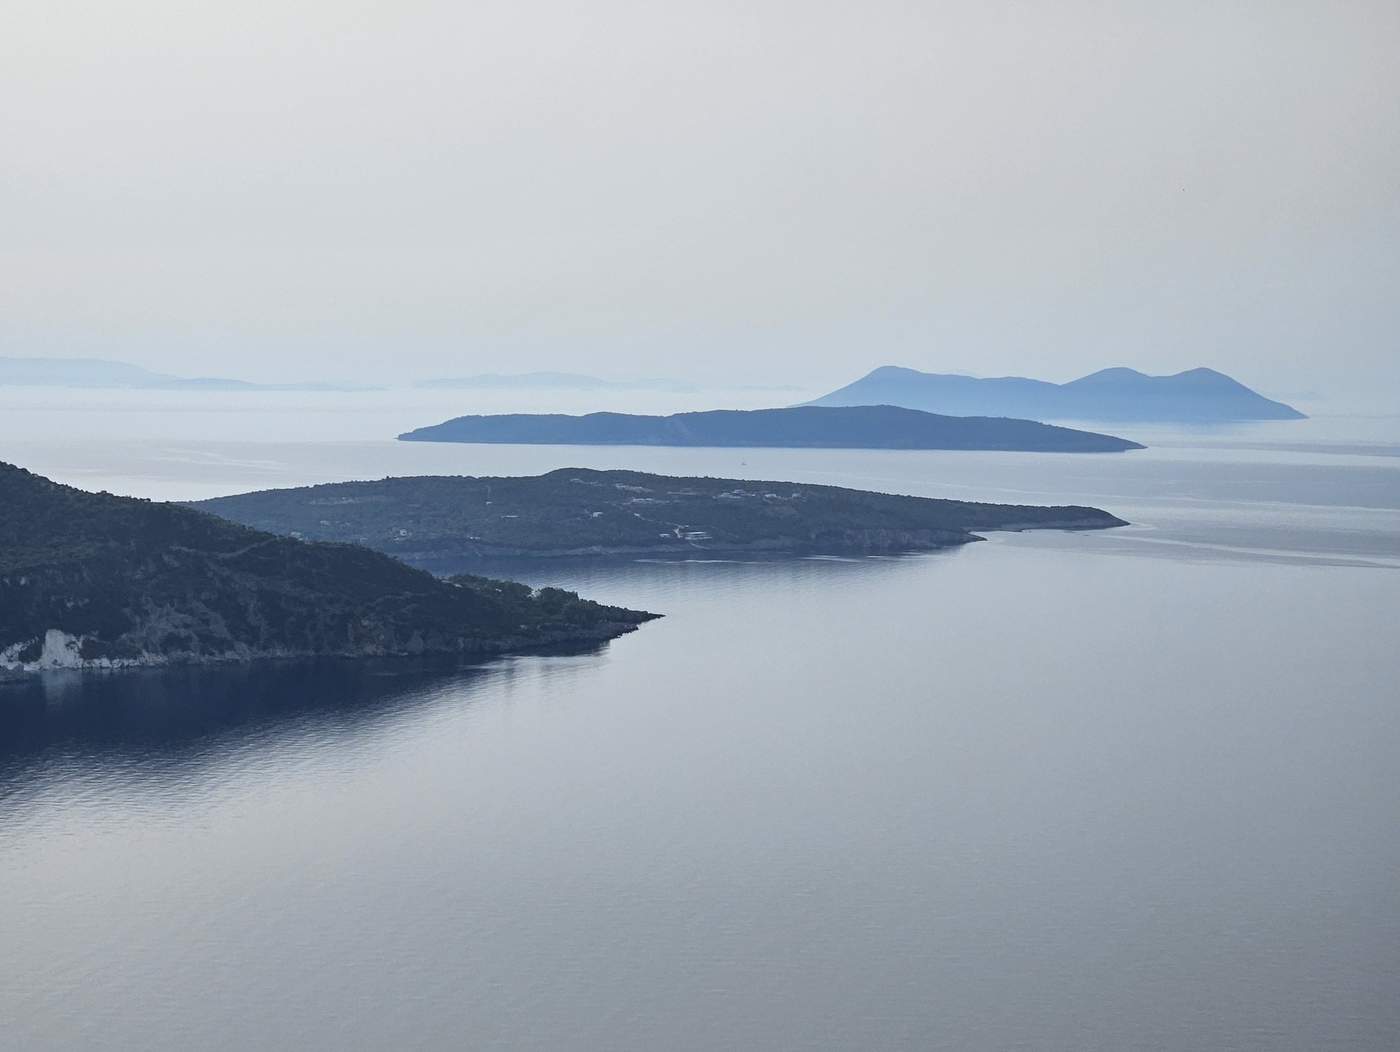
top-left (386, 517), bottom-right (1118, 565)
top-left (1, 463), bottom-right (660, 679)
top-left (0, 618), bottom-right (652, 679)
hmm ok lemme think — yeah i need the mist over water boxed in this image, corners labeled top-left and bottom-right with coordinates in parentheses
top-left (3, 390), bottom-right (1399, 1049)
top-left (7, 0), bottom-right (1398, 1041)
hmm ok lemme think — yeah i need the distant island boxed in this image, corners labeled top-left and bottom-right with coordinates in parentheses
top-left (413, 372), bottom-right (802, 394)
top-left (0, 356), bottom-right (378, 392)
top-left (414, 372), bottom-right (701, 393)
top-left (0, 463), bottom-right (656, 676)
top-left (807, 366), bottom-right (1306, 423)
top-left (397, 405), bottom-right (1144, 453)
top-left (192, 468), bottom-right (1128, 564)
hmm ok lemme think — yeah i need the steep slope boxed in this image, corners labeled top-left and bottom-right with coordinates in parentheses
top-left (0, 463), bottom-right (656, 674)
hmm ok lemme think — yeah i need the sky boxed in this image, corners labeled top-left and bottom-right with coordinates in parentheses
top-left (3, 1), bottom-right (1397, 404)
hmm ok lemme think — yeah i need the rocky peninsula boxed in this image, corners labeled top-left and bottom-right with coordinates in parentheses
top-left (0, 463), bottom-right (657, 677)
top-left (193, 468), bottom-right (1128, 565)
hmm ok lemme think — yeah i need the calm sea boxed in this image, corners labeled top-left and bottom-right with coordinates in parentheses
top-left (3, 389), bottom-right (1398, 1050)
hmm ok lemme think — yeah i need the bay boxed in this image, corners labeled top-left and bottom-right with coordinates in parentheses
top-left (2, 390), bottom-right (1398, 1050)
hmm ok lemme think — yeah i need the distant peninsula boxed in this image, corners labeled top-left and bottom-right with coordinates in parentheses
top-left (0, 463), bottom-right (656, 676)
top-left (192, 468), bottom-right (1128, 565)
top-left (807, 366), bottom-right (1305, 423)
top-left (397, 405), bottom-right (1144, 453)
top-left (0, 356), bottom-right (378, 392)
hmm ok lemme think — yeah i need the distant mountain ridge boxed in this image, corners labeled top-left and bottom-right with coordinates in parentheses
top-left (414, 372), bottom-right (701, 393)
top-left (398, 404), bottom-right (1144, 453)
top-left (0, 356), bottom-right (376, 392)
top-left (807, 366), bottom-right (1306, 422)
top-left (413, 372), bottom-right (801, 393)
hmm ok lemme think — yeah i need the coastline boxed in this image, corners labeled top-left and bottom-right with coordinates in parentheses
top-left (317, 517), bottom-right (1130, 567)
top-left (0, 618), bottom-right (655, 680)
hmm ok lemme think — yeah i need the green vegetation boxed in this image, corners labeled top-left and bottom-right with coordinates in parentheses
top-left (193, 468), bottom-right (1128, 563)
top-left (0, 462), bottom-right (657, 673)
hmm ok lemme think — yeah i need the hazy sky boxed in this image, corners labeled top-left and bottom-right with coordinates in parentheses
top-left (4, 1), bottom-right (1397, 401)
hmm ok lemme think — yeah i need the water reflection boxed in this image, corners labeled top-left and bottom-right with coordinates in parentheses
top-left (0, 646), bottom-right (611, 792)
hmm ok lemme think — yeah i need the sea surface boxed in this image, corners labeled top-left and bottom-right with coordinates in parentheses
top-left (2, 389), bottom-right (1399, 1050)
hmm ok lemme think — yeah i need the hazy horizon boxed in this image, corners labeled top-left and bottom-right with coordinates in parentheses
top-left (4, 2), bottom-right (1397, 407)
top-left (7, 7), bottom-right (1400, 1048)
top-left (0, 352), bottom-right (1343, 399)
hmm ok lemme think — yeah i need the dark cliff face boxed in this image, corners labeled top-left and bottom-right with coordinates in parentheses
top-left (191, 468), bottom-right (1129, 565)
top-left (0, 463), bottom-right (657, 673)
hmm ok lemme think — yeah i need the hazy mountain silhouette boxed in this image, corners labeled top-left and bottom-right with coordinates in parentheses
top-left (414, 371), bottom-right (700, 393)
top-left (399, 404), bottom-right (1143, 452)
top-left (0, 356), bottom-right (376, 392)
top-left (413, 372), bottom-right (802, 393)
top-left (807, 366), bottom-right (1306, 422)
